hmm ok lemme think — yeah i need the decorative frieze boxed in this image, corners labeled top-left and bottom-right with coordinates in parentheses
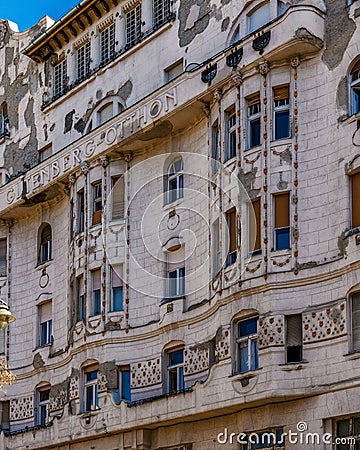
top-left (258, 315), bottom-right (285, 349)
top-left (303, 301), bottom-right (346, 343)
top-left (215, 326), bottom-right (230, 360)
top-left (130, 357), bottom-right (161, 388)
top-left (184, 345), bottom-right (210, 375)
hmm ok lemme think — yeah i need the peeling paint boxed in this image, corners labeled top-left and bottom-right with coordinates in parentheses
top-left (336, 76), bottom-right (348, 111)
top-left (238, 167), bottom-right (260, 199)
top-left (178, 0), bottom-right (212, 47)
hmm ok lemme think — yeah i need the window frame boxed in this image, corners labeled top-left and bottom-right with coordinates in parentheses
top-left (273, 192), bottom-right (291, 251)
top-left (76, 275), bottom-right (85, 322)
top-left (273, 85), bottom-right (290, 141)
top-left (335, 415), bottom-right (360, 450)
top-left (165, 158), bottom-right (184, 205)
top-left (153, 0), bottom-right (171, 27)
top-left (167, 266), bottom-right (185, 299)
top-left (111, 267), bottom-right (123, 312)
top-left (350, 60), bottom-right (360, 116)
top-left (247, 1), bottom-right (271, 34)
top-left (91, 270), bottom-right (101, 317)
top-left (37, 388), bottom-right (50, 426)
top-left (166, 348), bottom-right (185, 394)
top-left (247, 95), bottom-right (261, 149)
top-left (249, 198), bottom-right (261, 255)
top-left (225, 207), bottom-right (238, 267)
top-left (0, 238), bottom-right (7, 278)
top-left (234, 316), bottom-right (259, 374)
top-left (38, 302), bottom-right (53, 347)
top-left (351, 292), bottom-right (360, 353)
top-left (76, 41), bottom-right (91, 81)
top-left (211, 121), bottom-right (220, 174)
top-left (83, 368), bottom-right (99, 412)
top-left (92, 181), bottom-right (103, 226)
top-left (285, 314), bottom-right (303, 364)
top-left (119, 366), bottom-right (131, 402)
top-left (38, 224), bottom-right (52, 265)
top-left (53, 58), bottom-right (67, 98)
top-left (225, 108), bottom-right (237, 161)
top-left (126, 4), bottom-right (142, 47)
top-left (100, 23), bottom-right (115, 66)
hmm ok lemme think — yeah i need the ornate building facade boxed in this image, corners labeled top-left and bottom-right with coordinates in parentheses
top-left (0, 0), bottom-right (359, 449)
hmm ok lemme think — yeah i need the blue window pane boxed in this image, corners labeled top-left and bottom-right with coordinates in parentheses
top-left (93, 290), bottom-right (101, 315)
top-left (251, 338), bottom-right (259, 370)
top-left (112, 287), bottom-right (123, 311)
top-left (239, 318), bottom-right (257, 337)
top-left (121, 370), bottom-right (131, 402)
top-left (226, 130), bottom-right (236, 160)
top-left (250, 118), bottom-right (261, 147)
top-left (86, 370), bottom-right (98, 381)
top-left (275, 110), bottom-right (290, 140)
top-left (240, 341), bottom-right (249, 372)
top-left (178, 366), bottom-right (184, 390)
top-left (275, 227), bottom-right (290, 250)
top-left (170, 349), bottom-right (183, 365)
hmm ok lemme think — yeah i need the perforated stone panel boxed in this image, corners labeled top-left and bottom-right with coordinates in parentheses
top-left (303, 301), bottom-right (346, 343)
top-left (9, 396), bottom-right (34, 421)
top-left (184, 345), bottom-right (210, 375)
top-left (130, 357), bottom-right (161, 388)
top-left (258, 315), bottom-right (285, 349)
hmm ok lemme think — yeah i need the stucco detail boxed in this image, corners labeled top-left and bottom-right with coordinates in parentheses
top-left (178, 0), bottom-right (212, 47)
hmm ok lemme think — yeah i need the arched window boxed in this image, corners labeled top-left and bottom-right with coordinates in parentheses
top-left (86, 99), bottom-right (124, 133)
top-left (247, 2), bottom-right (270, 34)
top-left (165, 157), bottom-right (183, 204)
top-left (38, 224), bottom-right (52, 264)
top-left (350, 59), bottom-right (360, 115)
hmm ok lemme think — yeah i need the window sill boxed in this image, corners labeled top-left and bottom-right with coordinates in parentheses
top-left (343, 351), bottom-right (360, 360)
top-left (161, 296), bottom-right (185, 305)
top-left (35, 260), bottom-right (53, 270)
top-left (279, 361), bottom-right (308, 371)
top-left (270, 136), bottom-right (291, 144)
top-left (163, 198), bottom-right (184, 211)
top-left (271, 248), bottom-right (291, 255)
top-left (33, 342), bottom-right (53, 351)
top-left (79, 408), bottom-right (101, 418)
top-left (230, 367), bottom-right (262, 380)
top-left (339, 111), bottom-right (360, 125)
top-left (344, 227), bottom-right (360, 239)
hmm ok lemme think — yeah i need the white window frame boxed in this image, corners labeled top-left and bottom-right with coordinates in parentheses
top-left (53, 59), bottom-right (67, 97)
top-left (83, 370), bottom-right (99, 412)
top-left (126, 5), bottom-right (142, 47)
top-left (153, 0), bottom-right (170, 26)
top-left (39, 319), bottom-right (52, 346)
top-left (119, 367), bottom-right (131, 402)
top-left (247, 2), bottom-right (270, 34)
top-left (100, 23), bottom-right (115, 65)
top-left (335, 416), bottom-right (360, 450)
top-left (167, 349), bottom-right (184, 393)
top-left (77, 41), bottom-right (91, 81)
top-left (350, 69), bottom-right (360, 115)
top-left (226, 110), bottom-right (237, 161)
top-left (166, 158), bottom-right (184, 204)
top-left (273, 97), bottom-right (290, 140)
top-left (167, 267), bottom-right (185, 299)
top-left (93, 182), bottom-right (102, 213)
top-left (37, 388), bottom-right (50, 426)
top-left (247, 102), bottom-right (261, 149)
top-left (235, 317), bottom-right (259, 374)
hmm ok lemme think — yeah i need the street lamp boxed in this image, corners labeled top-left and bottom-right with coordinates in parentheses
top-left (0, 299), bottom-right (15, 330)
top-left (0, 299), bottom-right (16, 391)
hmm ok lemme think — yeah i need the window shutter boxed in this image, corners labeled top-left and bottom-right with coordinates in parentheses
top-left (286, 315), bottom-right (302, 347)
top-left (353, 293), bottom-right (360, 351)
top-left (246, 92), bottom-right (260, 106)
top-left (226, 208), bottom-right (237, 253)
top-left (352, 173), bottom-right (360, 228)
top-left (250, 198), bottom-right (261, 251)
top-left (112, 176), bottom-right (125, 220)
top-left (111, 266), bottom-right (123, 287)
top-left (275, 193), bottom-right (290, 228)
top-left (92, 270), bottom-right (101, 291)
top-left (39, 302), bottom-right (52, 324)
top-left (273, 84), bottom-right (290, 101)
top-left (0, 239), bottom-right (6, 277)
top-left (351, 60), bottom-right (360, 74)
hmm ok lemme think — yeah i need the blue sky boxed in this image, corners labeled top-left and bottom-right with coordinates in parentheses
top-left (0, 1), bottom-right (78, 31)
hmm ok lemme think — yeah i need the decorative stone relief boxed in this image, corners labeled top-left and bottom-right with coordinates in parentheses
top-left (130, 357), bottom-right (161, 388)
top-left (69, 375), bottom-right (79, 400)
top-left (184, 345), bottom-right (210, 375)
top-left (258, 315), bottom-right (285, 349)
top-left (98, 371), bottom-right (108, 392)
top-left (215, 326), bottom-right (230, 360)
top-left (303, 301), bottom-right (346, 343)
top-left (49, 389), bottom-right (67, 412)
top-left (10, 396), bottom-right (34, 421)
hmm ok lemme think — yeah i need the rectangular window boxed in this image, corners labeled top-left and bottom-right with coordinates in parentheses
top-left (39, 144), bottom-right (52, 163)
top-left (351, 60), bottom-right (360, 115)
top-left (286, 315), bottom-right (302, 363)
top-left (0, 103), bottom-right (9, 139)
top-left (351, 172), bottom-right (360, 228)
top-left (273, 85), bottom-right (290, 140)
top-left (84, 368), bottom-right (98, 412)
top-left (167, 267), bottom-right (185, 298)
top-left (164, 59), bottom-right (183, 82)
top-left (111, 176), bottom-right (125, 220)
top-left (100, 23), bottom-right (115, 65)
top-left (247, 93), bottom-right (261, 149)
top-left (77, 41), bottom-right (91, 81)
top-left (226, 208), bottom-right (237, 266)
top-left (235, 317), bottom-right (259, 373)
top-left (226, 108), bottom-right (237, 161)
top-left (78, 190), bottom-right (85, 233)
top-left (126, 5), bottom-right (142, 47)
top-left (153, 0), bottom-right (170, 26)
top-left (335, 416), bottom-right (360, 450)
top-left (167, 349), bottom-right (184, 393)
top-left (0, 401), bottom-right (10, 432)
top-left (119, 366), bottom-right (131, 402)
top-left (352, 293), bottom-right (360, 352)
top-left (37, 389), bottom-right (50, 426)
top-left (39, 302), bottom-right (52, 346)
top-left (92, 269), bottom-right (101, 316)
top-left (274, 192), bottom-right (290, 250)
top-left (248, 2), bottom-right (270, 33)
top-left (77, 276), bottom-right (85, 322)
top-left (92, 182), bottom-right (102, 226)
top-left (0, 238), bottom-right (7, 277)
top-left (212, 220), bottom-right (220, 276)
top-left (53, 59), bottom-right (67, 97)
top-left (211, 121), bottom-right (220, 174)
top-left (249, 198), bottom-right (261, 254)
top-left (166, 159), bottom-right (183, 204)
top-left (111, 266), bottom-right (123, 312)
